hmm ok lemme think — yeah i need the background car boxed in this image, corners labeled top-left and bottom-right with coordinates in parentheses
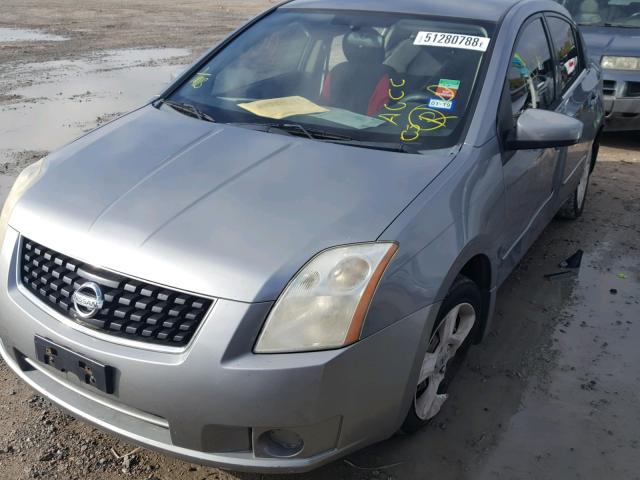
top-left (557, 0), bottom-right (640, 131)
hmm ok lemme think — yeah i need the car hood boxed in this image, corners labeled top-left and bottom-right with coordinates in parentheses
top-left (580, 25), bottom-right (640, 63)
top-left (13, 106), bottom-right (455, 302)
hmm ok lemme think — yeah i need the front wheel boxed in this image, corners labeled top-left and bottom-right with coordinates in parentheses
top-left (401, 276), bottom-right (481, 433)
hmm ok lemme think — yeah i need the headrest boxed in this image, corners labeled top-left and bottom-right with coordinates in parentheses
top-left (343, 28), bottom-right (385, 64)
top-left (385, 21), bottom-right (420, 53)
top-left (580, 0), bottom-right (600, 14)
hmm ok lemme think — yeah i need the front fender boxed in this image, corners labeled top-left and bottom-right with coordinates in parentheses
top-left (362, 140), bottom-right (505, 339)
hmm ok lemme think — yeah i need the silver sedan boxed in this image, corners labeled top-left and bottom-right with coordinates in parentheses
top-left (0, 0), bottom-right (603, 473)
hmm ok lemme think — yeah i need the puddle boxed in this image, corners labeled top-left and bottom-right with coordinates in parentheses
top-left (0, 48), bottom-right (190, 162)
top-left (0, 27), bottom-right (68, 43)
top-left (477, 246), bottom-right (640, 479)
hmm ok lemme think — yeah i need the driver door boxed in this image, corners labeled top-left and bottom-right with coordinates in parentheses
top-left (500, 16), bottom-right (560, 264)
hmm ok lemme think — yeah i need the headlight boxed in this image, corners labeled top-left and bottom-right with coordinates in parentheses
top-left (601, 56), bottom-right (640, 71)
top-left (0, 159), bottom-right (46, 248)
top-left (255, 242), bottom-right (398, 354)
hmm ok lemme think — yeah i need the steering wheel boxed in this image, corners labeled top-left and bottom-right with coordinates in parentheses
top-left (405, 93), bottom-right (434, 104)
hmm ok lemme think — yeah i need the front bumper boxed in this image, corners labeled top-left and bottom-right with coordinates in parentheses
top-left (0, 228), bottom-right (437, 473)
top-left (602, 70), bottom-right (640, 131)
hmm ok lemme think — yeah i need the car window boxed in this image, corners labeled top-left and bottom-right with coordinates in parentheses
top-left (546, 17), bottom-right (582, 93)
top-left (558, 0), bottom-right (640, 28)
top-left (211, 24), bottom-right (310, 95)
top-left (168, 10), bottom-right (496, 152)
top-left (508, 19), bottom-right (556, 119)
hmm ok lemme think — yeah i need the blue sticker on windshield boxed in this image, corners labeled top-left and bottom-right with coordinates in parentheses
top-left (428, 98), bottom-right (456, 111)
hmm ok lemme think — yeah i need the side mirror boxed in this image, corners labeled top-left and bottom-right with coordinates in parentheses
top-left (505, 109), bottom-right (583, 150)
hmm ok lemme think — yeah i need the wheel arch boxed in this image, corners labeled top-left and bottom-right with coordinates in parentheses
top-left (459, 254), bottom-right (493, 343)
top-left (435, 245), bottom-right (496, 345)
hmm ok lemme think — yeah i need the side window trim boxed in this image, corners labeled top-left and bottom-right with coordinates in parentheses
top-left (538, 14), bottom-right (560, 108)
top-left (540, 14), bottom-right (563, 110)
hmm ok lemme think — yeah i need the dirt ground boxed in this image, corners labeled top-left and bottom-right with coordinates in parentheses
top-left (0, 2), bottom-right (639, 479)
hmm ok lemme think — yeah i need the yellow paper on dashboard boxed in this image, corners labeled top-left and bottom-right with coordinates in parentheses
top-left (238, 96), bottom-right (328, 120)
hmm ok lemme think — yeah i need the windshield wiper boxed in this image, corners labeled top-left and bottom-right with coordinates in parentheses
top-left (230, 121), bottom-right (412, 153)
top-left (233, 121), bottom-right (353, 141)
top-left (271, 122), bottom-right (315, 140)
top-left (156, 99), bottom-right (216, 123)
top-left (329, 139), bottom-right (413, 153)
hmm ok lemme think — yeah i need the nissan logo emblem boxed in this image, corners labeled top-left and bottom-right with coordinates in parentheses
top-left (72, 282), bottom-right (104, 319)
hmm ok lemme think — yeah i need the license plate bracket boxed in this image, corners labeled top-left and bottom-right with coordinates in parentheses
top-left (34, 336), bottom-right (114, 394)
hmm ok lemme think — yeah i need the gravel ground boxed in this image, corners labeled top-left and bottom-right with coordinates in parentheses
top-left (0, 0), bottom-right (276, 65)
top-left (0, 2), bottom-right (639, 479)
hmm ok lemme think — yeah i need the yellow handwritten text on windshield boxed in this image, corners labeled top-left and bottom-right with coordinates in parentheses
top-left (379, 80), bottom-right (458, 142)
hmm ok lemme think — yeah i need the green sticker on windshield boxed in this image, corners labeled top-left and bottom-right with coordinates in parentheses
top-left (436, 79), bottom-right (461, 100)
top-left (438, 79), bottom-right (460, 89)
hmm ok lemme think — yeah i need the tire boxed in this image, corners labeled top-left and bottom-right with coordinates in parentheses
top-left (557, 148), bottom-right (592, 220)
top-left (590, 132), bottom-right (601, 174)
top-left (401, 276), bottom-right (481, 434)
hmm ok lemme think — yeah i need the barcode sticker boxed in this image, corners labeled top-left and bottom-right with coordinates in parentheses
top-left (414, 31), bottom-right (491, 52)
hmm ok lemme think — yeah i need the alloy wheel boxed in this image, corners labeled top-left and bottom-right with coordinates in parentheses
top-left (414, 303), bottom-right (477, 421)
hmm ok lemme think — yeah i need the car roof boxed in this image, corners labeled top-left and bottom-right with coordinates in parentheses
top-left (281, 0), bottom-right (524, 22)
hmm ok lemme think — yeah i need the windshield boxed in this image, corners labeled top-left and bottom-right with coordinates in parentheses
top-left (559, 0), bottom-right (640, 27)
top-left (166, 9), bottom-right (494, 152)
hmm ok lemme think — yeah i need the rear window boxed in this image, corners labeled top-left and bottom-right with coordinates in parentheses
top-left (546, 16), bottom-right (582, 92)
top-left (168, 10), bottom-right (495, 152)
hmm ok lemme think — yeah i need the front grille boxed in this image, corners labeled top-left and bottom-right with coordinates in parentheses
top-left (603, 80), bottom-right (617, 97)
top-left (20, 238), bottom-right (214, 347)
top-left (626, 82), bottom-right (640, 98)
